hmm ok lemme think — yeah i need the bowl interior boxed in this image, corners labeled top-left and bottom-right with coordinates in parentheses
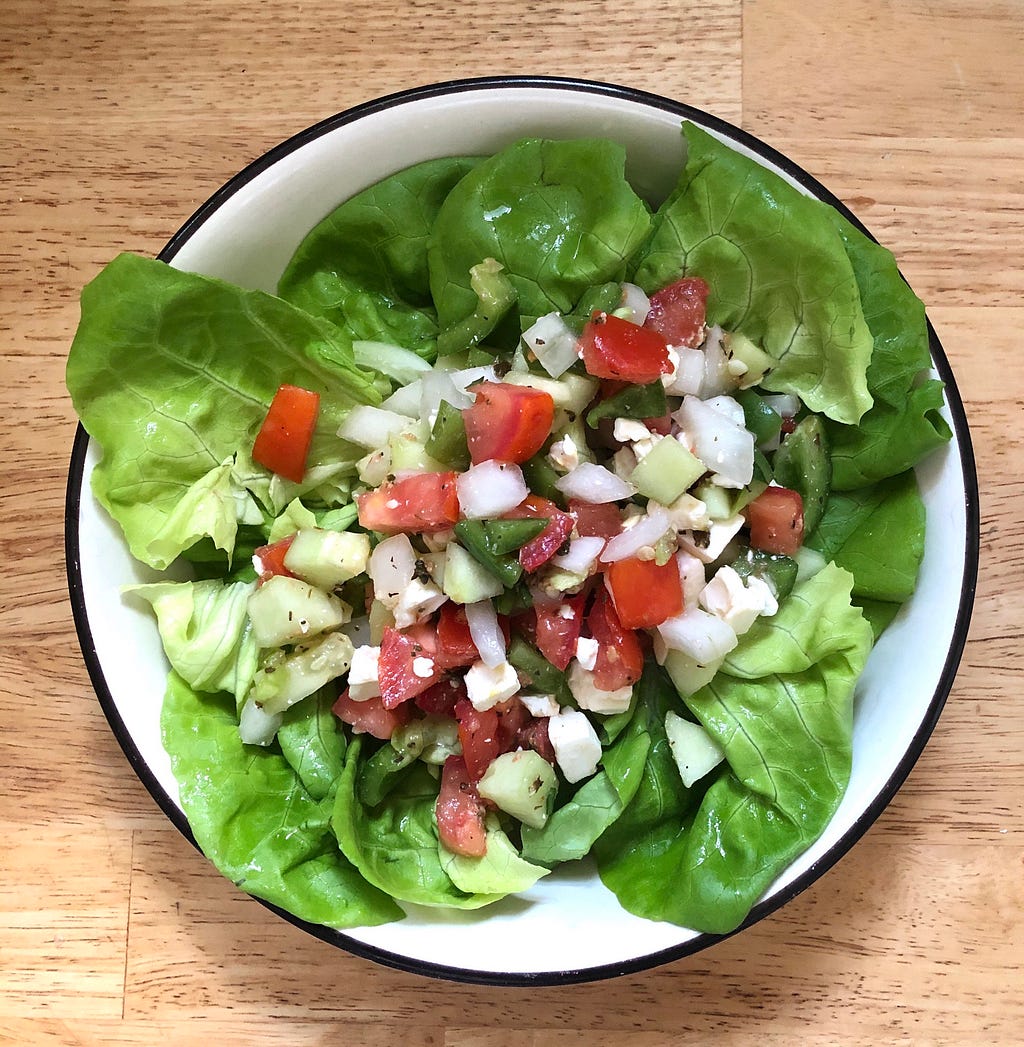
top-left (68, 79), bottom-right (977, 983)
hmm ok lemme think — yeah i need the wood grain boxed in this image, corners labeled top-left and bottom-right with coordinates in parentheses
top-left (1, 0), bottom-right (1021, 1042)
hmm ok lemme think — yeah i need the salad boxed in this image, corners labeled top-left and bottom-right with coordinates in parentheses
top-left (66, 123), bottom-right (951, 935)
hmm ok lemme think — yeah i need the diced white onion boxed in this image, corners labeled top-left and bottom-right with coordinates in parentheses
top-left (352, 340), bottom-right (432, 386)
top-left (337, 405), bottom-right (411, 449)
top-left (763, 393), bottom-right (801, 420)
top-left (368, 533), bottom-right (417, 605)
top-left (701, 325), bottom-right (736, 397)
top-left (664, 346), bottom-right (706, 397)
top-left (465, 599), bottom-right (505, 668)
top-left (521, 312), bottom-right (580, 378)
top-left (379, 378), bottom-right (423, 418)
top-left (599, 507), bottom-right (672, 562)
top-left (619, 283), bottom-right (651, 325)
top-left (555, 462), bottom-right (636, 504)
top-left (551, 536), bottom-right (605, 575)
top-left (656, 607), bottom-right (738, 664)
top-left (674, 395), bottom-right (753, 489)
top-left (456, 461), bottom-right (529, 519)
top-left (701, 394), bottom-right (745, 427)
top-left (238, 697), bottom-right (282, 746)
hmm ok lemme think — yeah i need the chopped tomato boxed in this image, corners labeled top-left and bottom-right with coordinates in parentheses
top-left (436, 756), bottom-right (487, 858)
top-left (517, 718), bottom-right (556, 765)
top-left (747, 485), bottom-right (805, 556)
top-left (643, 277), bottom-right (710, 348)
top-left (644, 413), bottom-right (673, 436)
top-left (356, 471), bottom-right (460, 534)
top-left (586, 587), bottom-right (644, 690)
top-left (252, 384), bottom-right (320, 483)
top-left (454, 698), bottom-right (501, 781)
top-left (604, 556), bottom-right (684, 630)
top-left (504, 494), bottom-right (574, 572)
top-left (579, 312), bottom-right (670, 385)
top-left (377, 626), bottom-right (446, 709)
top-left (534, 593), bottom-right (586, 671)
top-left (495, 698), bottom-right (531, 751)
top-left (463, 381), bottom-right (555, 465)
top-left (568, 498), bottom-right (622, 540)
top-left (434, 603), bottom-right (479, 669)
top-left (332, 689), bottom-right (410, 740)
top-left (414, 676), bottom-right (466, 717)
top-left (252, 535), bottom-right (296, 583)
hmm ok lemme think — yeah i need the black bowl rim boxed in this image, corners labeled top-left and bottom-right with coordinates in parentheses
top-left (64, 74), bottom-right (980, 987)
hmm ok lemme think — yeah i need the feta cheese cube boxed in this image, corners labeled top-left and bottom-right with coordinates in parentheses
top-left (677, 514), bottom-right (746, 564)
top-left (464, 659), bottom-right (520, 711)
top-left (699, 565), bottom-right (779, 635)
top-left (568, 662), bottom-right (633, 714)
top-left (518, 692), bottom-right (560, 718)
top-left (548, 433), bottom-right (580, 472)
top-left (574, 636), bottom-right (600, 671)
top-left (547, 707), bottom-right (602, 783)
top-left (347, 644), bottom-right (381, 701)
top-left (391, 577), bottom-right (448, 629)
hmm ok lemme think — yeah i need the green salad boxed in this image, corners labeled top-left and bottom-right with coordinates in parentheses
top-left (66, 123), bottom-right (951, 935)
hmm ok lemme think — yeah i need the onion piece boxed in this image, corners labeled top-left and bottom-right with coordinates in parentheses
top-left (551, 536), bottom-right (605, 575)
top-left (368, 533), bottom-right (417, 606)
top-left (701, 325), bottom-right (735, 397)
top-left (352, 340), bottom-right (432, 386)
top-left (238, 697), bottom-right (282, 746)
top-left (456, 461), bottom-right (529, 519)
top-left (599, 507), bottom-right (672, 562)
top-left (656, 606), bottom-right (738, 664)
top-left (521, 313), bottom-right (580, 378)
top-left (337, 405), bottom-right (411, 449)
top-left (555, 462), bottom-right (636, 504)
top-left (674, 394), bottom-right (753, 489)
top-left (379, 378), bottom-right (423, 418)
top-left (465, 598), bottom-right (505, 668)
top-left (618, 282), bottom-right (651, 325)
top-left (664, 346), bottom-right (705, 397)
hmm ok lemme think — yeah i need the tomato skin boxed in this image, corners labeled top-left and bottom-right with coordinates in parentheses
top-left (534, 593), bottom-right (586, 671)
top-left (604, 556), bottom-right (684, 630)
top-left (579, 313), bottom-right (670, 385)
top-left (436, 756), bottom-right (487, 858)
top-left (747, 485), bottom-right (805, 556)
top-left (413, 675), bottom-right (466, 717)
top-left (434, 603), bottom-right (480, 669)
top-left (252, 535), bottom-right (296, 583)
top-left (644, 277), bottom-right (710, 348)
top-left (504, 494), bottom-right (574, 572)
top-left (587, 587), bottom-right (644, 690)
top-left (463, 381), bottom-right (555, 465)
top-left (356, 471), bottom-right (460, 534)
top-left (454, 698), bottom-right (502, 781)
top-left (568, 498), bottom-right (622, 540)
top-left (252, 384), bottom-right (320, 483)
top-left (332, 688), bottom-right (411, 740)
top-left (378, 626), bottom-right (446, 709)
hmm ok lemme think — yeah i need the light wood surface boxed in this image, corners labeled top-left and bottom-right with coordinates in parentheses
top-left (2, 1), bottom-right (1020, 1042)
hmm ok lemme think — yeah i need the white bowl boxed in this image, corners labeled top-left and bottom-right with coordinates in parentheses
top-left (65, 77), bottom-right (979, 984)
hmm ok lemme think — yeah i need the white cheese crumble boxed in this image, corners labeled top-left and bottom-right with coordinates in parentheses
top-left (412, 656), bottom-right (436, 679)
top-left (547, 707), bottom-right (602, 783)
top-left (574, 636), bottom-right (600, 671)
top-left (391, 577), bottom-right (447, 629)
top-left (568, 662), bottom-right (633, 714)
top-left (347, 644), bottom-right (381, 701)
top-left (464, 659), bottom-right (520, 711)
top-left (699, 565), bottom-right (779, 635)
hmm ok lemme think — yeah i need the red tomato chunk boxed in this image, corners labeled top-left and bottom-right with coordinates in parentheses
top-left (252, 535), bottom-right (296, 584)
top-left (586, 587), bottom-right (644, 690)
top-left (747, 485), bottom-right (805, 556)
top-left (643, 276), bottom-right (710, 348)
top-left (463, 381), bottom-right (555, 464)
top-left (378, 626), bottom-right (445, 709)
top-left (356, 471), bottom-right (460, 534)
top-left (333, 689), bottom-right (410, 741)
top-left (534, 594), bottom-right (586, 671)
top-left (454, 699), bottom-right (502, 781)
top-left (436, 756), bottom-right (487, 858)
top-left (252, 383), bottom-right (320, 483)
top-left (605, 555), bottom-right (684, 630)
top-left (579, 312), bottom-right (670, 385)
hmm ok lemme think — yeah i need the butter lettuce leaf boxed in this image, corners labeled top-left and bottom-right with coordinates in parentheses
top-left (427, 138), bottom-right (652, 337)
top-left (66, 253), bottom-right (380, 568)
top-left (277, 689), bottom-right (348, 803)
top-left (278, 157), bottom-right (481, 357)
top-left (632, 123), bottom-right (874, 425)
top-left (441, 815), bottom-right (549, 894)
top-left (595, 564), bottom-right (872, 933)
top-left (161, 674), bottom-right (401, 928)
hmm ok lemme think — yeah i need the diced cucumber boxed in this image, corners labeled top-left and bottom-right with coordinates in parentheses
top-left (391, 715), bottom-right (462, 766)
top-left (630, 436), bottom-right (705, 504)
top-left (283, 527), bottom-right (371, 591)
top-left (662, 649), bottom-right (723, 698)
top-left (250, 631), bottom-right (355, 716)
top-left (503, 370), bottom-right (599, 419)
top-left (246, 575), bottom-right (351, 649)
top-left (477, 749), bottom-right (558, 829)
top-left (442, 541), bottom-right (504, 603)
top-left (389, 425), bottom-right (447, 473)
top-left (367, 597), bottom-right (395, 645)
top-left (724, 330), bottom-right (774, 388)
top-left (664, 709), bottom-right (726, 787)
top-left (692, 481), bottom-right (734, 522)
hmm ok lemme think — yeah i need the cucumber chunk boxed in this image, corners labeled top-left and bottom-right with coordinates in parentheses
top-left (250, 631), bottom-right (355, 716)
top-left (477, 749), bottom-right (558, 829)
top-left (283, 527), bottom-right (371, 591)
top-left (442, 542), bottom-right (505, 604)
top-left (630, 436), bottom-right (705, 504)
top-left (664, 709), bottom-right (726, 787)
top-left (246, 575), bottom-right (351, 649)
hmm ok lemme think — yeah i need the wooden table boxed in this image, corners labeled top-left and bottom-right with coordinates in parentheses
top-left (2, 1), bottom-right (1020, 1041)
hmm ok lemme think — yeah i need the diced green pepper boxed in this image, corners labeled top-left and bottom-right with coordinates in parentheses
top-left (506, 636), bottom-right (574, 706)
top-left (452, 518), bottom-right (546, 587)
top-left (586, 381), bottom-right (667, 428)
top-left (735, 388), bottom-right (783, 446)
top-left (729, 545), bottom-right (799, 602)
top-left (425, 400), bottom-right (471, 470)
top-left (436, 258), bottom-right (518, 356)
top-left (772, 415), bottom-right (831, 536)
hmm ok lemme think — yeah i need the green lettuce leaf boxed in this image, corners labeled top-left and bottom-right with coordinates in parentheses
top-left (277, 157), bottom-right (481, 356)
top-left (331, 738), bottom-right (502, 909)
top-left (125, 578), bottom-right (259, 708)
top-left (806, 470), bottom-right (926, 603)
top-left (65, 253), bottom-right (380, 568)
top-left (440, 815), bottom-right (549, 894)
top-left (595, 564), bottom-right (872, 933)
top-left (161, 674), bottom-right (401, 928)
top-left (427, 138), bottom-right (652, 336)
top-left (277, 688), bottom-right (348, 803)
top-left (632, 123), bottom-right (874, 425)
